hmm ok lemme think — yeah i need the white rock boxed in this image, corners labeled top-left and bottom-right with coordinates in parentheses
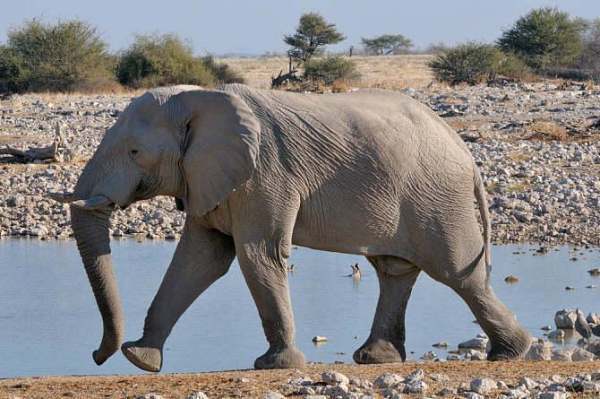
top-left (462, 392), bottom-right (484, 399)
top-left (555, 309), bottom-right (578, 329)
top-left (519, 376), bottom-right (539, 389)
top-left (186, 392), bottom-right (209, 399)
top-left (525, 340), bottom-right (553, 360)
top-left (373, 372), bottom-right (404, 388)
top-left (405, 380), bottom-right (427, 394)
top-left (551, 348), bottom-right (573, 361)
top-left (470, 377), bottom-right (497, 394)
top-left (459, 337), bottom-right (488, 350)
top-left (405, 369), bottom-right (424, 383)
top-left (321, 371), bottom-right (349, 385)
top-left (571, 347), bottom-right (595, 361)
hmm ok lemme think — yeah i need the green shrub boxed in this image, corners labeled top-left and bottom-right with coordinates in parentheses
top-left (496, 52), bottom-right (533, 81)
top-left (303, 56), bottom-right (358, 85)
top-left (429, 43), bottom-right (503, 85)
top-left (0, 19), bottom-right (115, 93)
top-left (579, 18), bottom-right (600, 72)
top-left (116, 34), bottom-right (215, 88)
top-left (0, 45), bottom-right (27, 93)
top-left (201, 56), bottom-right (244, 84)
top-left (498, 7), bottom-right (585, 70)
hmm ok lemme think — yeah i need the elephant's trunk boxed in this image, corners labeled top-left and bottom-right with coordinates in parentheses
top-left (71, 205), bottom-right (124, 365)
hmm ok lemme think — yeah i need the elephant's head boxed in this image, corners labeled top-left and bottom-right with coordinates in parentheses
top-left (50, 85), bottom-right (260, 365)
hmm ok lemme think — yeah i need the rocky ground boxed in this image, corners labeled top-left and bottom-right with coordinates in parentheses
top-left (0, 80), bottom-right (598, 246)
top-left (2, 362), bottom-right (600, 399)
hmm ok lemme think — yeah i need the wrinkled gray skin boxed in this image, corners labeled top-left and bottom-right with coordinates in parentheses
top-left (53, 84), bottom-right (531, 372)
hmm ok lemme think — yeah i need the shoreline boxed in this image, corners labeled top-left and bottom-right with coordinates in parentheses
top-left (2, 362), bottom-right (600, 398)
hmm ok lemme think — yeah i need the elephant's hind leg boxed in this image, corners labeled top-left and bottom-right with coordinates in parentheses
top-left (122, 219), bottom-right (235, 372)
top-left (354, 256), bottom-right (420, 364)
top-left (428, 248), bottom-right (531, 361)
top-left (446, 265), bottom-right (531, 360)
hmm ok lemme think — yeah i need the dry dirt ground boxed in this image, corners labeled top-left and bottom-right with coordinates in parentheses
top-left (2, 361), bottom-right (600, 399)
top-left (221, 55), bottom-right (434, 89)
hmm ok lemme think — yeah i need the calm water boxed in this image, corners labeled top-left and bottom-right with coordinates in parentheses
top-left (0, 240), bottom-right (598, 378)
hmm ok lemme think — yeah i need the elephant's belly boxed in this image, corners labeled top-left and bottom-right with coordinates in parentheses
top-left (291, 192), bottom-right (408, 257)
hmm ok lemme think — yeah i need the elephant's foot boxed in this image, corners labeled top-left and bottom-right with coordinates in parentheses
top-left (121, 340), bottom-right (163, 372)
top-left (353, 337), bottom-right (404, 364)
top-left (487, 326), bottom-right (532, 361)
top-left (254, 345), bottom-right (305, 369)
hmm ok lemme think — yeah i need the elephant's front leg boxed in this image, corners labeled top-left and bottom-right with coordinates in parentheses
top-left (233, 192), bottom-right (305, 369)
top-left (122, 219), bottom-right (235, 372)
top-left (236, 239), bottom-right (305, 369)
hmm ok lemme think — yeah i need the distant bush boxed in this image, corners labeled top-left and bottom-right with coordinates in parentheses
top-left (303, 56), bottom-right (358, 85)
top-left (361, 34), bottom-right (412, 55)
top-left (429, 43), bottom-right (503, 85)
top-left (579, 18), bottom-right (600, 73)
top-left (498, 7), bottom-right (585, 70)
top-left (116, 34), bottom-right (215, 88)
top-left (0, 19), bottom-right (115, 93)
top-left (0, 45), bottom-right (26, 93)
top-left (201, 56), bottom-right (244, 84)
top-left (496, 52), bottom-right (533, 81)
top-left (430, 43), bottom-right (536, 85)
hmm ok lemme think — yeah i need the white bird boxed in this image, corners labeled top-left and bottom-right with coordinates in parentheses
top-left (346, 263), bottom-right (361, 280)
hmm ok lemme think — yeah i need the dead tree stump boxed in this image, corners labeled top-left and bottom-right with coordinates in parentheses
top-left (0, 123), bottom-right (73, 163)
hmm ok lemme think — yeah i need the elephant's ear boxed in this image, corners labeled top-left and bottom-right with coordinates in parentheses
top-left (168, 90), bottom-right (260, 217)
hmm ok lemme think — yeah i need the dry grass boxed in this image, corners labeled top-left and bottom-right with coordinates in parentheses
top-left (527, 121), bottom-right (568, 141)
top-left (220, 54), bottom-right (435, 90)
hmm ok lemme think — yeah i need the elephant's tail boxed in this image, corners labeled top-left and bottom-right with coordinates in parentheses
top-left (473, 164), bottom-right (491, 269)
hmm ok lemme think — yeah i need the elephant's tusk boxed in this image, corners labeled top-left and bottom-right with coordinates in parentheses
top-left (48, 191), bottom-right (76, 203)
top-left (71, 195), bottom-right (115, 210)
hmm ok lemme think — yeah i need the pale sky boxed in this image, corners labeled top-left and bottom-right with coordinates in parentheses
top-left (1, 0), bottom-right (598, 55)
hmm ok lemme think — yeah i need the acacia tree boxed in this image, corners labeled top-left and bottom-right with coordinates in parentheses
top-left (361, 34), bottom-right (413, 55)
top-left (498, 7), bottom-right (585, 70)
top-left (284, 12), bottom-right (345, 64)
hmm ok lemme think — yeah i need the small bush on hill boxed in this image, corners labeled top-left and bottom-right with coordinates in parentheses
top-left (303, 56), bottom-right (358, 85)
top-left (117, 34), bottom-right (215, 88)
top-left (498, 7), bottom-right (585, 70)
top-left (0, 19), bottom-right (115, 93)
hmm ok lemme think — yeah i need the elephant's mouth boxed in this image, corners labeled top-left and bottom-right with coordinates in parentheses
top-left (134, 177), bottom-right (159, 201)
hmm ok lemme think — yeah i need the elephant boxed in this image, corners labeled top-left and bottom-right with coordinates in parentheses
top-left (50, 83), bottom-right (531, 372)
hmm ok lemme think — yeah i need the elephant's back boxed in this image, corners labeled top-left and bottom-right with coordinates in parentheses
top-left (237, 85), bottom-right (471, 159)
